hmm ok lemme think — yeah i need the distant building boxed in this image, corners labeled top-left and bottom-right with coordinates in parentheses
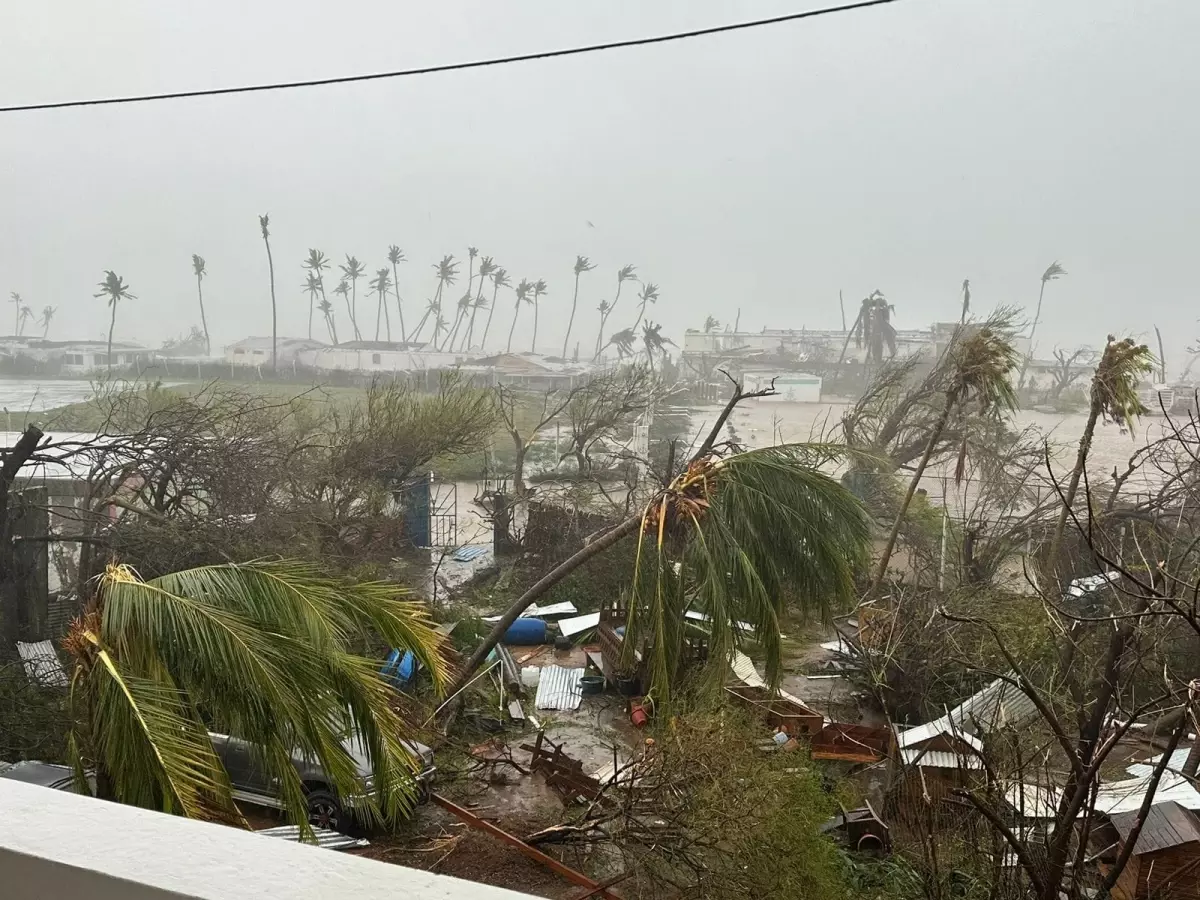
top-left (299, 341), bottom-right (465, 374)
top-left (223, 337), bottom-right (327, 367)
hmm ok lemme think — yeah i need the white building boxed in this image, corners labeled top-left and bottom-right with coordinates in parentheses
top-left (742, 372), bottom-right (823, 402)
top-left (299, 341), bottom-right (468, 373)
top-left (224, 337), bottom-right (328, 367)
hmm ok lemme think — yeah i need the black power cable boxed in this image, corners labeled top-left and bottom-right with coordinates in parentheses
top-left (0, 0), bottom-right (906, 113)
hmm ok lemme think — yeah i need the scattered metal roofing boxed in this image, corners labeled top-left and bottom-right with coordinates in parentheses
top-left (1067, 571), bottom-right (1120, 598)
top-left (450, 545), bottom-right (488, 562)
top-left (1005, 782), bottom-right (1063, 819)
top-left (534, 666), bottom-right (584, 711)
top-left (255, 825), bottom-right (369, 851)
top-left (898, 676), bottom-right (1037, 751)
top-left (557, 612), bottom-right (601, 639)
top-left (17, 640), bottom-right (68, 687)
top-left (897, 722), bottom-right (984, 753)
top-left (1095, 773), bottom-right (1200, 815)
top-left (901, 748), bottom-right (984, 769)
top-left (1109, 801), bottom-right (1200, 855)
top-left (482, 601), bottom-right (578, 624)
top-left (729, 650), bottom-right (817, 712)
top-left (1128, 748), bottom-right (1192, 779)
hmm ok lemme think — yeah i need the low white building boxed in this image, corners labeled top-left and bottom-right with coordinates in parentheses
top-left (224, 337), bottom-right (328, 367)
top-left (54, 342), bottom-right (152, 374)
top-left (742, 372), bottom-right (823, 402)
top-left (299, 341), bottom-right (467, 373)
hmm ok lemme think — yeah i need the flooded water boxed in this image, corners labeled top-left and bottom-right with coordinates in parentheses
top-left (0, 379), bottom-right (99, 417)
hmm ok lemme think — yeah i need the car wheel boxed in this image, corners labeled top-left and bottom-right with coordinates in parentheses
top-left (305, 790), bottom-right (344, 831)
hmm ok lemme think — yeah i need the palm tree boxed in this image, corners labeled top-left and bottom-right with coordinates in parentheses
top-left (563, 255), bottom-right (595, 358)
top-left (432, 313), bottom-right (450, 349)
top-left (258, 215), bottom-right (278, 369)
top-left (62, 560), bottom-right (446, 829)
top-left (9, 292), bottom-right (22, 335)
top-left (40, 305), bottom-right (56, 338)
top-left (411, 298), bottom-right (440, 344)
top-left (869, 311), bottom-right (1020, 594)
top-left (703, 315), bottom-right (720, 333)
top-left (446, 293), bottom-right (473, 351)
top-left (17, 305), bottom-right (32, 336)
top-left (191, 255), bottom-right (211, 354)
top-left (94, 271), bottom-right (136, 374)
top-left (302, 250), bottom-right (331, 341)
top-left (302, 274), bottom-right (323, 342)
top-left (482, 267), bottom-right (509, 350)
top-left (1046, 336), bottom-right (1155, 572)
top-left (465, 246), bottom-right (478, 299)
top-left (632, 281), bottom-right (659, 332)
top-left (595, 264), bottom-right (637, 359)
top-left (835, 291), bottom-right (893, 371)
top-left (387, 246), bottom-right (407, 342)
top-left (429, 255), bottom-right (459, 350)
top-left (1019, 261), bottom-right (1067, 390)
top-left (507, 279), bottom-right (532, 353)
top-left (340, 256), bottom-right (366, 341)
top-left (606, 327), bottom-right (636, 360)
top-left (316, 298), bottom-right (338, 344)
top-left (463, 256), bottom-right (496, 351)
top-left (960, 278), bottom-right (971, 325)
top-left (641, 321), bottom-right (675, 374)
top-left (531, 278), bottom-right (548, 353)
top-left (333, 279), bottom-right (353, 336)
top-left (370, 268), bottom-right (393, 341)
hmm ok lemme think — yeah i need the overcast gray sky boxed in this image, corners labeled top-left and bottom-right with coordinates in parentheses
top-left (1, 0), bottom-right (1197, 368)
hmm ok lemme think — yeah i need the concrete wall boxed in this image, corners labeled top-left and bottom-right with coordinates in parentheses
top-left (0, 779), bottom-right (536, 899)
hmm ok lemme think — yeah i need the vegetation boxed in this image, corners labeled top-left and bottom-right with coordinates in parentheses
top-left (94, 271), bottom-right (136, 375)
top-left (258, 215), bottom-right (277, 369)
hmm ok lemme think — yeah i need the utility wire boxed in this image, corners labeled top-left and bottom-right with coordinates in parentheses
top-left (1, 0), bottom-right (905, 114)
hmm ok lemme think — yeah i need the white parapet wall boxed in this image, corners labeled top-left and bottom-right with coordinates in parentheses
top-left (0, 779), bottom-right (536, 900)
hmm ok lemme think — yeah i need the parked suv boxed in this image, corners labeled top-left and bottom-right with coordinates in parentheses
top-left (209, 732), bottom-right (435, 832)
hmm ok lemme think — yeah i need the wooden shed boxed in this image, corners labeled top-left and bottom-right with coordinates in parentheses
top-left (1095, 801), bottom-right (1200, 900)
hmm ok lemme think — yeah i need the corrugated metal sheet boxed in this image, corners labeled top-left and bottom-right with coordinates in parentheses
top-left (899, 676), bottom-right (1037, 750)
top-left (1095, 774), bottom-right (1200, 815)
top-left (1128, 748), bottom-right (1192, 779)
top-left (728, 650), bottom-right (816, 712)
top-left (256, 825), bottom-right (369, 851)
top-left (534, 665), bottom-right (584, 711)
top-left (901, 748), bottom-right (984, 769)
top-left (17, 640), bottom-right (68, 687)
top-left (450, 545), bottom-right (488, 562)
top-left (897, 723), bottom-right (983, 752)
top-left (1005, 782), bottom-right (1062, 819)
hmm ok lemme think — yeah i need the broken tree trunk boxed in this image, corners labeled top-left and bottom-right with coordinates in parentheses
top-left (0, 426), bottom-right (43, 653)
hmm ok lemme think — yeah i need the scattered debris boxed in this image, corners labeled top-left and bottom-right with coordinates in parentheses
top-left (16, 640), bottom-right (68, 687)
top-left (820, 802), bottom-right (891, 853)
top-left (450, 545), bottom-right (489, 562)
top-left (522, 731), bottom-right (605, 801)
top-left (255, 825), bottom-right (369, 851)
top-left (534, 665), bottom-right (584, 711)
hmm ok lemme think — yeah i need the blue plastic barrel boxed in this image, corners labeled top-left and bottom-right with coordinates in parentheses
top-left (503, 618), bottom-right (547, 645)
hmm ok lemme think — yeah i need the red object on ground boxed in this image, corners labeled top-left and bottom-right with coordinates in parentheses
top-left (629, 699), bottom-right (649, 729)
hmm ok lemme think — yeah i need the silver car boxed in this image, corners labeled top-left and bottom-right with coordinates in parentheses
top-left (209, 732), bottom-right (435, 832)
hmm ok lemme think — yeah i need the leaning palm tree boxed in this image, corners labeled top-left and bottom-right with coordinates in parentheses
top-left (530, 278), bottom-right (548, 353)
top-left (317, 297), bottom-right (338, 345)
top-left (17, 305), bottom-right (32, 336)
top-left (606, 327), bottom-right (637, 361)
top-left (410, 299), bottom-right (440, 344)
top-left (258, 215), bottom-right (278, 369)
top-left (595, 264), bottom-right (637, 359)
top-left (431, 313), bottom-right (450, 349)
top-left (9, 292), bottom-right (23, 335)
top-left (429, 255), bottom-right (459, 349)
top-left (333, 279), bottom-right (353, 335)
top-left (302, 274), bottom-right (323, 341)
top-left (191, 255), bottom-right (211, 354)
top-left (463, 256), bottom-right (496, 351)
top-left (1018, 261), bottom-right (1067, 389)
top-left (370, 268), bottom-right (393, 341)
top-left (465, 246), bottom-right (479, 299)
top-left (1046, 336), bottom-right (1155, 572)
top-left (386, 246), bottom-right (407, 341)
top-left (960, 278), bottom-right (971, 325)
top-left (40, 305), bottom-right (56, 338)
top-left (62, 560), bottom-right (446, 830)
top-left (94, 271), bottom-right (136, 375)
top-left (340, 256), bottom-right (366, 341)
top-left (481, 267), bottom-right (509, 350)
top-left (302, 250), bottom-right (331, 341)
top-left (507, 279), bottom-right (532, 353)
top-left (632, 281), bottom-right (659, 332)
top-left (563, 255), bottom-right (596, 358)
top-left (869, 311), bottom-right (1021, 594)
top-left (445, 293), bottom-right (472, 351)
top-left (641, 321), bottom-right (675, 374)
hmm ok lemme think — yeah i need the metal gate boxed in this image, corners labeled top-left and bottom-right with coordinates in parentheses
top-left (397, 474), bottom-right (457, 549)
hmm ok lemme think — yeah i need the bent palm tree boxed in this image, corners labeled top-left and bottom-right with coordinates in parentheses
top-left (387, 246), bottom-right (407, 341)
top-left (340, 256), bottom-right (366, 341)
top-left (370, 268), bottom-right (393, 341)
top-left (482, 267), bottom-right (509, 350)
top-left (317, 297), bottom-right (338, 344)
top-left (869, 311), bottom-right (1021, 594)
top-left (333, 279), bottom-right (353, 335)
top-left (191, 255), bottom-right (210, 354)
top-left (410, 299), bottom-right (440, 345)
top-left (1046, 336), bottom-right (1155, 572)
top-left (464, 256), bottom-right (495, 351)
top-left (641, 321), bottom-right (675, 374)
top-left (40, 306), bottom-right (56, 338)
top-left (595, 264), bottom-right (636, 359)
top-left (445, 293), bottom-right (472, 352)
top-left (632, 281), bottom-right (658, 332)
top-left (606, 327), bottom-right (636, 361)
top-left (430, 255), bottom-right (459, 350)
top-left (563, 255), bottom-right (595, 358)
top-left (303, 250), bottom-right (331, 341)
top-left (1019, 261), bottom-right (1067, 390)
top-left (94, 271), bottom-right (136, 375)
top-left (507, 279), bottom-right (532, 353)
top-left (9, 292), bottom-right (22, 335)
top-left (465, 246), bottom-right (478, 299)
top-left (259, 215), bottom-right (277, 370)
top-left (17, 305), bottom-right (32, 336)
top-left (531, 278), bottom-right (547, 353)
top-left (63, 561), bottom-right (446, 830)
top-left (302, 274), bottom-right (323, 341)
top-left (703, 315), bottom-right (720, 333)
